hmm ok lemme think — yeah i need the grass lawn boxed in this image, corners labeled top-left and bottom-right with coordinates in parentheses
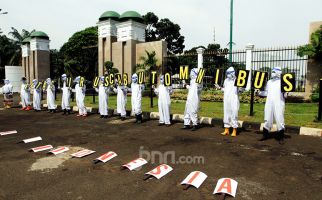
top-left (51, 94), bottom-right (322, 128)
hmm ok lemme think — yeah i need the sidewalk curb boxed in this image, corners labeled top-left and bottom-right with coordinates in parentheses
top-left (42, 105), bottom-right (322, 137)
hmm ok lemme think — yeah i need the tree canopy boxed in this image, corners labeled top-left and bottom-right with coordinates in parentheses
top-left (59, 26), bottom-right (98, 79)
top-left (298, 25), bottom-right (322, 61)
top-left (143, 12), bottom-right (185, 55)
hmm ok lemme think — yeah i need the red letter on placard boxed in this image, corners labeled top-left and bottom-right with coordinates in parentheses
top-left (149, 164), bottom-right (168, 175)
top-left (100, 152), bottom-right (115, 161)
top-left (217, 178), bottom-right (232, 194)
top-left (188, 171), bottom-right (200, 184)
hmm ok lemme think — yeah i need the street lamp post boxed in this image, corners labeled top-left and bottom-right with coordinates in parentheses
top-left (229, 0), bottom-right (234, 64)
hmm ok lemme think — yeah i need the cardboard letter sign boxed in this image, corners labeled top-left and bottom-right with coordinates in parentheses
top-left (71, 149), bottom-right (96, 158)
top-left (94, 151), bottom-right (117, 163)
top-left (49, 147), bottom-right (70, 155)
top-left (181, 171), bottom-right (208, 189)
top-left (281, 73), bottom-right (296, 92)
top-left (122, 158), bottom-right (147, 171)
top-left (145, 164), bottom-right (173, 179)
top-left (23, 136), bottom-right (42, 143)
top-left (31, 145), bottom-right (53, 152)
top-left (213, 178), bottom-right (238, 198)
top-left (0, 130), bottom-right (17, 136)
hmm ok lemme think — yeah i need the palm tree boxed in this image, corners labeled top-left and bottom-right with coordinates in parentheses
top-left (9, 27), bottom-right (35, 45)
top-left (138, 50), bottom-right (158, 73)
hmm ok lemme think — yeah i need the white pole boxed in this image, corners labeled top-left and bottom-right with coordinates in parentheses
top-left (245, 43), bottom-right (254, 91)
top-left (196, 47), bottom-right (205, 69)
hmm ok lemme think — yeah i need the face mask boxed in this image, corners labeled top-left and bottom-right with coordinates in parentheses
top-left (227, 73), bottom-right (233, 79)
top-left (160, 77), bottom-right (164, 84)
top-left (62, 77), bottom-right (67, 81)
top-left (132, 78), bottom-right (138, 83)
top-left (271, 72), bottom-right (280, 79)
top-left (4, 80), bottom-right (9, 85)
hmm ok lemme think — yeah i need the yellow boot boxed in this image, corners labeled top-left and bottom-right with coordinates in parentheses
top-left (231, 128), bottom-right (237, 137)
top-left (221, 128), bottom-right (229, 136)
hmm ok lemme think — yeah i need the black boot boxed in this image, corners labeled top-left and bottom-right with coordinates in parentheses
top-left (134, 115), bottom-right (138, 123)
top-left (259, 128), bottom-right (270, 141)
top-left (137, 114), bottom-right (142, 124)
top-left (104, 115), bottom-right (108, 119)
top-left (121, 117), bottom-right (125, 121)
top-left (191, 125), bottom-right (199, 131)
top-left (100, 115), bottom-right (104, 118)
top-left (52, 109), bottom-right (56, 113)
top-left (67, 109), bottom-right (71, 115)
top-left (47, 109), bottom-right (51, 113)
top-left (181, 125), bottom-right (190, 129)
top-left (276, 129), bottom-right (285, 142)
top-left (62, 109), bottom-right (67, 115)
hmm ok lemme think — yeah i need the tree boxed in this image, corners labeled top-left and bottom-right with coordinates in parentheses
top-left (104, 61), bottom-right (119, 75)
top-left (0, 34), bottom-right (20, 79)
top-left (137, 50), bottom-right (158, 84)
top-left (9, 27), bottom-right (35, 46)
top-left (298, 25), bottom-right (322, 61)
top-left (60, 26), bottom-right (98, 80)
top-left (143, 12), bottom-right (185, 54)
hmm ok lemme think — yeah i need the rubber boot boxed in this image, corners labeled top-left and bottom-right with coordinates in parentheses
top-left (231, 128), bottom-right (237, 137)
top-left (121, 117), bottom-right (125, 121)
top-left (134, 114), bottom-right (138, 123)
top-left (221, 128), bottom-right (230, 136)
top-left (276, 129), bottom-right (285, 142)
top-left (100, 115), bottom-right (104, 118)
top-left (137, 114), bottom-right (142, 124)
top-left (259, 128), bottom-right (270, 141)
top-left (62, 109), bottom-right (67, 115)
top-left (67, 109), bottom-right (71, 115)
top-left (191, 125), bottom-right (199, 131)
top-left (181, 125), bottom-right (190, 129)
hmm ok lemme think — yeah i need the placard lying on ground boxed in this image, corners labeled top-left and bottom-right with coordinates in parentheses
top-left (23, 136), bottom-right (42, 143)
top-left (145, 164), bottom-right (173, 179)
top-left (30, 145), bottom-right (53, 152)
top-left (213, 178), bottom-right (238, 198)
top-left (0, 130), bottom-right (18, 136)
top-left (94, 151), bottom-right (117, 163)
top-left (181, 171), bottom-right (208, 188)
top-left (71, 149), bottom-right (96, 158)
top-left (49, 147), bottom-right (70, 155)
top-left (122, 158), bottom-right (147, 171)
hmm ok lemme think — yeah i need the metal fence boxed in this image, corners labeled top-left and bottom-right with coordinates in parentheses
top-left (165, 46), bottom-right (308, 92)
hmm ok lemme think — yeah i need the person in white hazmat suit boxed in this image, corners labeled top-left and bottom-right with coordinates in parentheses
top-left (113, 79), bottom-right (128, 121)
top-left (152, 75), bottom-right (173, 126)
top-left (32, 79), bottom-right (42, 112)
top-left (1, 79), bottom-right (13, 108)
top-left (20, 77), bottom-right (32, 110)
top-left (215, 67), bottom-right (240, 137)
top-left (59, 74), bottom-right (71, 115)
top-left (95, 76), bottom-right (110, 118)
top-left (45, 78), bottom-right (57, 113)
top-left (129, 73), bottom-right (145, 123)
top-left (74, 76), bottom-right (87, 117)
top-left (182, 68), bottom-right (203, 131)
top-left (258, 66), bottom-right (287, 142)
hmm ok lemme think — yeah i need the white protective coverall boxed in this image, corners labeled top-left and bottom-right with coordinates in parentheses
top-left (2, 79), bottom-right (13, 108)
top-left (61, 74), bottom-right (71, 111)
top-left (20, 78), bottom-right (31, 109)
top-left (130, 74), bottom-right (145, 115)
top-left (32, 79), bottom-right (42, 111)
top-left (154, 75), bottom-right (173, 125)
top-left (74, 76), bottom-right (87, 116)
top-left (184, 68), bottom-right (203, 126)
top-left (113, 80), bottom-right (128, 117)
top-left (261, 66), bottom-right (285, 131)
top-left (222, 67), bottom-right (240, 128)
top-left (95, 76), bottom-right (110, 116)
top-left (46, 78), bottom-right (56, 110)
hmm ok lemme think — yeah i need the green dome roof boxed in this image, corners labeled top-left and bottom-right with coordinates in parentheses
top-left (22, 37), bottom-right (31, 44)
top-left (30, 31), bottom-right (49, 39)
top-left (120, 11), bottom-right (143, 23)
top-left (99, 11), bottom-right (120, 21)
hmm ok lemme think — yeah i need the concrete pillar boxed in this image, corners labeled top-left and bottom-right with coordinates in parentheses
top-left (245, 43), bottom-right (254, 91)
top-left (196, 47), bottom-right (205, 69)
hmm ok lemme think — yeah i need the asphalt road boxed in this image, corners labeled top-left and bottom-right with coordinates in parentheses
top-left (0, 108), bottom-right (322, 200)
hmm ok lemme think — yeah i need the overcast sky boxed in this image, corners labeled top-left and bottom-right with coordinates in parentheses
top-left (1, 0), bottom-right (322, 51)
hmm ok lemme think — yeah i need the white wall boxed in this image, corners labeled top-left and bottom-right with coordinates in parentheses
top-left (5, 66), bottom-right (24, 93)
